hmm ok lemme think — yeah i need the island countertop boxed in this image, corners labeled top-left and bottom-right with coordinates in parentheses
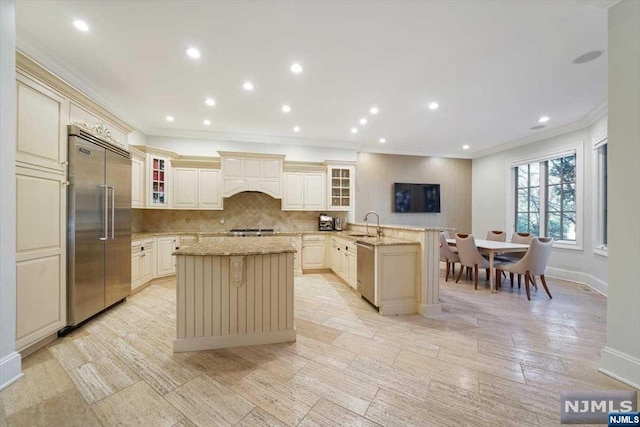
top-left (173, 236), bottom-right (297, 256)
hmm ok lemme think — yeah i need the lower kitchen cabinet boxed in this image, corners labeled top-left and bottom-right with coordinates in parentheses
top-left (330, 236), bottom-right (357, 289)
top-left (157, 235), bottom-right (179, 277)
top-left (301, 234), bottom-right (326, 269)
top-left (131, 238), bottom-right (155, 291)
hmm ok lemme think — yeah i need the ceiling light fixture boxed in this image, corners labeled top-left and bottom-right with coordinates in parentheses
top-left (573, 50), bottom-right (603, 65)
top-left (203, 119), bottom-right (211, 126)
top-left (242, 81), bottom-right (254, 91)
top-left (73, 20), bottom-right (90, 32)
top-left (462, 144), bottom-right (470, 150)
top-left (166, 115), bottom-right (174, 122)
top-left (281, 104), bottom-right (291, 113)
top-left (359, 118), bottom-right (367, 125)
top-left (379, 138), bottom-right (386, 144)
top-left (351, 127), bottom-right (358, 134)
top-left (538, 116), bottom-right (550, 123)
top-left (369, 106), bottom-right (379, 115)
top-left (293, 126), bottom-right (300, 133)
top-left (186, 47), bottom-right (201, 59)
top-left (428, 102), bottom-right (439, 110)
top-left (290, 63), bottom-right (303, 74)
top-left (205, 98), bottom-right (216, 107)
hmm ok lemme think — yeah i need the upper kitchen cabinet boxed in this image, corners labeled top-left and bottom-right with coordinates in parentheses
top-left (198, 168), bottom-right (223, 209)
top-left (326, 163), bottom-right (356, 211)
top-left (219, 152), bottom-right (284, 199)
top-left (16, 74), bottom-right (68, 174)
top-left (172, 166), bottom-right (222, 210)
top-left (149, 155), bottom-right (170, 207)
top-left (130, 147), bottom-right (146, 208)
top-left (282, 170), bottom-right (326, 211)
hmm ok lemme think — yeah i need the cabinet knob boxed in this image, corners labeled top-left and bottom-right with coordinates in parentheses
top-left (141, 246), bottom-right (144, 251)
top-left (61, 161), bottom-right (69, 165)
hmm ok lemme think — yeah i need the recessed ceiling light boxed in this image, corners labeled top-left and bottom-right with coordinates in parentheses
top-left (369, 106), bottom-right (379, 115)
top-left (242, 81), bottom-right (254, 91)
top-left (531, 124), bottom-right (546, 130)
top-left (205, 98), bottom-right (216, 107)
top-left (281, 104), bottom-right (291, 113)
top-left (293, 126), bottom-right (300, 133)
top-left (379, 138), bottom-right (386, 144)
top-left (73, 20), bottom-right (90, 32)
top-left (359, 118), bottom-right (367, 126)
top-left (428, 102), bottom-right (439, 110)
top-left (203, 119), bottom-right (211, 126)
top-left (351, 127), bottom-right (358, 134)
top-left (462, 144), bottom-right (470, 150)
top-left (186, 47), bottom-right (201, 59)
top-left (538, 116), bottom-right (550, 123)
top-left (166, 115), bottom-right (174, 122)
top-left (573, 50), bottom-right (603, 64)
top-left (290, 63), bottom-right (303, 74)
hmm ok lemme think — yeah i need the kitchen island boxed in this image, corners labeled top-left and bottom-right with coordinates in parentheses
top-left (172, 237), bottom-right (296, 352)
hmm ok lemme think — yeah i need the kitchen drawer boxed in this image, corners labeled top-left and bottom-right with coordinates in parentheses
top-left (302, 234), bottom-right (327, 242)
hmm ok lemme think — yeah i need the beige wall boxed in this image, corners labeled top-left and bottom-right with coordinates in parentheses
top-left (601, 0), bottom-right (640, 389)
top-left (355, 153), bottom-right (472, 232)
top-left (133, 191), bottom-right (347, 233)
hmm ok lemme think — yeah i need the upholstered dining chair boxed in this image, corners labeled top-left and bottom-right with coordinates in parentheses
top-left (455, 234), bottom-right (498, 290)
top-left (496, 237), bottom-right (553, 300)
top-left (439, 232), bottom-right (459, 282)
top-left (504, 232), bottom-right (536, 287)
top-left (486, 230), bottom-right (506, 242)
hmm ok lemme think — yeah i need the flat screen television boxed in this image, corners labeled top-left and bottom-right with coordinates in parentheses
top-left (394, 183), bottom-right (441, 213)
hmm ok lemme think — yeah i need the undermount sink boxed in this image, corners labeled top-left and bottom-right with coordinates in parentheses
top-left (348, 234), bottom-right (376, 237)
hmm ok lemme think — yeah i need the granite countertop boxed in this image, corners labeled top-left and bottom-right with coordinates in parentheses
top-left (332, 232), bottom-right (419, 247)
top-left (349, 222), bottom-right (455, 232)
top-left (173, 236), bottom-right (297, 256)
top-left (131, 230), bottom-right (330, 240)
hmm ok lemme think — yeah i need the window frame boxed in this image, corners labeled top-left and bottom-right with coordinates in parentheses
top-left (506, 141), bottom-right (584, 251)
top-left (593, 137), bottom-right (608, 257)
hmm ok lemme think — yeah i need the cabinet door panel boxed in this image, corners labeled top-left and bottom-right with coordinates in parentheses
top-left (223, 158), bottom-right (243, 178)
top-left (198, 169), bottom-right (222, 209)
top-left (304, 172), bottom-right (326, 210)
top-left (257, 180), bottom-right (281, 198)
top-left (131, 252), bottom-right (142, 290)
top-left (282, 173), bottom-right (303, 210)
top-left (173, 168), bottom-right (198, 208)
top-left (223, 179), bottom-right (247, 197)
top-left (142, 250), bottom-right (154, 283)
top-left (157, 236), bottom-right (177, 276)
top-left (131, 157), bottom-right (144, 208)
top-left (244, 159), bottom-right (262, 178)
top-left (262, 160), bottom-right (281, 179)
top-left (16, 77), bottom-right (66, 172)
top-left (16, 174), bottom-right (61, 253)
top-left (302, 243), bottom-right (326, 269)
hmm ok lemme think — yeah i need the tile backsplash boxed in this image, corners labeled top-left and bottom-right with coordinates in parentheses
top-left (133, 191), bottom-right (347, 233)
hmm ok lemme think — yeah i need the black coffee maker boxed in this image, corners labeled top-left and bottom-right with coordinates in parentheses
top-left (318, 213), bottom-right (334, 231)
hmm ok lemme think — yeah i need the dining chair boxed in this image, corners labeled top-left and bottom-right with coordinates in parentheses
top-left (486, 230), bottom-right (506, 242)
top-left (439, 232), bottom-right (459, 282)
top-left (455, 233), bottom-right (497, 290)
top-left (504, 232), bottom-right (535, 287)
top-left (496, 237), bottom-right (553, 300)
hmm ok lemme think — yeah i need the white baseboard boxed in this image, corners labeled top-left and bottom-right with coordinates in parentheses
top-left (545, 266), bottom-right (608, 296)
top-left (380, 300), bottom-right (418, 316)
top-left (419, 303), bottom-right (443, 317)
top-left (0, 351), bottom-right (23, 391)
top-left (599, 346), bottom-right (640, 390)
top-left (174, 328), bottom-right (297, 352)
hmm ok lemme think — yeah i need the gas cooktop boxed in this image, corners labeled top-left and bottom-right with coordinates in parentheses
top-left (227, 228), bottom-right (275, 236)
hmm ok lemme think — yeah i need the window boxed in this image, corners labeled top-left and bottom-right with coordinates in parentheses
top-left (596, 142), bottom-right (608, 249)
top-left (513, 152), bottom-right (578, 242)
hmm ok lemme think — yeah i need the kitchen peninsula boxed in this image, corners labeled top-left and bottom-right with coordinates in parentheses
top-left (172, 237), bottom-right (296, 352)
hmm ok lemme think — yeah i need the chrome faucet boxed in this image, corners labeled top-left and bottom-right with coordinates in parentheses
top-left (363, 211), bottom-right (382, 237)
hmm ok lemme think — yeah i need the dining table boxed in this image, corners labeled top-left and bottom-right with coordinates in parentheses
top-left (446, 238), bottom-right (529, 293)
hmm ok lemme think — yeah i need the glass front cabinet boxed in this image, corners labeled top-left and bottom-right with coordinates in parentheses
top-left (327, 165), bottom-right (355, 210)
top-left (148, 155), bottom-right (170, 207)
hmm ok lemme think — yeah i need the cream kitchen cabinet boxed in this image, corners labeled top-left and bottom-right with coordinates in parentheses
top-left (16, 74), bottom-right (68, 174)
top-left (131, 148), bottom-right (145, 208)
top-left (148, 155), bottom-right (170, 208)
top-left (330, 236), bottom-right (357, 289)
top-left (157, 235), bottom-right (179, 276)
top-left (301, 234), bottom-right (327, 269)
top-left (220, 152), bottom-right (284, 199)
top-left (282, 172), bottom-right (326, 211)
top-left (15, 166), bottom-right (67, 351)
top-left (172, 167), bottom-right (222, 210)
top-left (198, 169), bottom-right (223, 209)
top-left (131, 239), bottom-right (154, 291)
top-left (327, 164), bottom-right (355, 211)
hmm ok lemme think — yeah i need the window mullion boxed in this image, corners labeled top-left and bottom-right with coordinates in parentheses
top-left (540, 161), bottom-right (548, 237)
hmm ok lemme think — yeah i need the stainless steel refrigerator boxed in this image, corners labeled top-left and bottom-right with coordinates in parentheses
top-left (67, 124), bottom-right (131, 327)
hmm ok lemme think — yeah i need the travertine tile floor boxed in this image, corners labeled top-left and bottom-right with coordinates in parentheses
top-left (1, 270), bottom-right (637, 426)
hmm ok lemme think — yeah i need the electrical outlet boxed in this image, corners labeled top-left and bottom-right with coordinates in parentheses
top-left (220, 219), bottom-right (225, 224)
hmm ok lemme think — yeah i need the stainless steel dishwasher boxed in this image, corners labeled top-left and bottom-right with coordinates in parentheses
top-left (356, 242), bottom-right (376, 307)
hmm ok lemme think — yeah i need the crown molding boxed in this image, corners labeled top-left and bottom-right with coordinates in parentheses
top-left (472, 100), bottom-right (608, 159)
top-left (576, 0), bottom-right (621, 10)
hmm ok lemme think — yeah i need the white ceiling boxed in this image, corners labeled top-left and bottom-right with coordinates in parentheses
top-left (16, 0), bottom-right (607, 158)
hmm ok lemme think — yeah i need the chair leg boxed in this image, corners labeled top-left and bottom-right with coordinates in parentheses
top-left (524, 272), bottom-right (531, 300)
top-left (496, 269), bottom-right (501, 290)
top-left (455, 265), bottom-right (464, 283)
top-left (445, 261), bottom-right (450, 282)
top-left (518, 274), bottom-right (521, 289)
top-left (509, 273), bottom-right (514, 287)
top-left (540, 275), bottom-right (552, 299)
top-left (452, 263), bottom-right (456, 278)
top-left (531, 275), bottom-right (538, 290)
top-left (485, 268), bottom-right (490, 281)
top-left (474, 265), bottom-right (479, 290)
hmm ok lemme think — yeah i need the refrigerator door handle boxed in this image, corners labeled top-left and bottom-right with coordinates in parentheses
top-left (99, 184), bottom-right (108, 241)
top-left (109, 186), bottom-right (115, 240)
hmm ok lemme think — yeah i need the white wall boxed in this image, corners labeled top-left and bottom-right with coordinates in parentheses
top-left (472, 116), bottom-right (608, 293)
top-left (0, 0), bottom-right (22, 390)
top-left (146, 135), bottom-right (357, 163)
top-left (128, 129), bottom-right (147, 147)
top-left (600, 0), bottom-right (640, 390)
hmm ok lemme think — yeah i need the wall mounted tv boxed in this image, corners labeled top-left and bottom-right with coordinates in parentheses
top-left (394, 183), bottom-right (441, 213)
